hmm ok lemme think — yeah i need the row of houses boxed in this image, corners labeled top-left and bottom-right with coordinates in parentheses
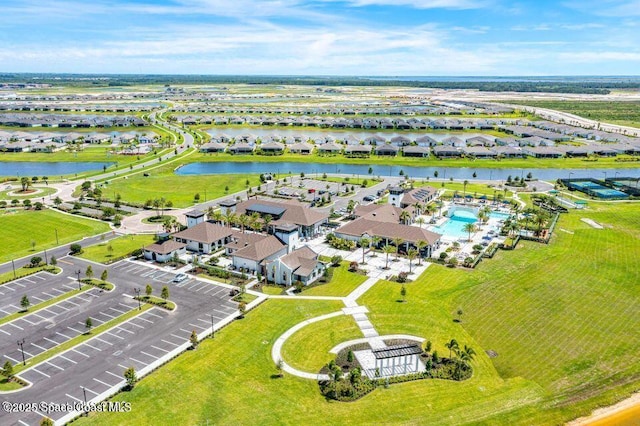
top-left (0, 103), bottom-right (160, 113)
top-left (180, 115), bottom-right (516, 130)
top-left (0, 113), bottom-right (147, 128)
top-left (199, 139), bottom-right (640, 158)
top-left (0, 131), bottom-right (159, 153)
top-left (172, 101), bottom-right (511, 116)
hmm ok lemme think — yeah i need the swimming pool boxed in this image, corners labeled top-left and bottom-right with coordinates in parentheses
top-left (430, 210), bottom-right (477, 239)
top-left (489, 211), bottom-right (511, 221)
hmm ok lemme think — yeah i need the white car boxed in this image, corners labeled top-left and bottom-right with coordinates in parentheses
top-left (172, 273), bottom-right (188, 283)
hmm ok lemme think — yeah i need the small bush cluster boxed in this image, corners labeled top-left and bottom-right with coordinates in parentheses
top-left (326, 234), bottom-right (356, 251)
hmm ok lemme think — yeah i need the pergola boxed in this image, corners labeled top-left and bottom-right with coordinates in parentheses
top-left (372, 344), bottom-right (423, 377)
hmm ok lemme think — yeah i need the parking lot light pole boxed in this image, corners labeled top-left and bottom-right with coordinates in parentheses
top-left (134, 288), bottom-right (141, 310)
top-left (76, 269), bottom-right (82, 290)
top-left (211, 314), bottom-right (219, 339)
top-left (11, 259), bottom-right (16, 279)
top-left (17, 339), bottom-right (26, 365)
top-left (82, 386), bottom-right (88, 415)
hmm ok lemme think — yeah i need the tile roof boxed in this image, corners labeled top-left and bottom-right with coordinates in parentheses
top-left (144, 239), bottom-right (186, 255)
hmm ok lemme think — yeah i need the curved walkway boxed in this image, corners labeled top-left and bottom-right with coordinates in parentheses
top-left (271, 311), bottom-right (344, 380)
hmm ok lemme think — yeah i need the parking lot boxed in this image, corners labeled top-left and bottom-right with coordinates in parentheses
top-left (0, 271), bottom-right (76, 320)
top-left (0, 255), bottom-right (241, 425)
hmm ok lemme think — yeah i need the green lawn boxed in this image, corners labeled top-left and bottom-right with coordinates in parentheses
top-left (281, 314), bottom-right (361, 372)
top-left (0, 265), bottom-right (59, 285)
top-left (0, 186), bottom-right (57, 200)
top-left (0, 209), bottom-right (111, 263)
top-left (416, 180), bottom-right (515, 199)
top-left (190, 150), bottom-right (640, 169)
top-left (303, 263), bottom-right (368, 297)
top-left (77, 234), bottom-right (156, 264)
top-left (100, 162), bottom-right (262, 207)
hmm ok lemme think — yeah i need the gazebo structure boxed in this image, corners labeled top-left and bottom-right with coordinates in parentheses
top-left (356, 344), bottom-right (424, 379)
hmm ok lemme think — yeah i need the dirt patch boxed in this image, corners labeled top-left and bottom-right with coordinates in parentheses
top-left (581, 218), bottom-right (604, 229)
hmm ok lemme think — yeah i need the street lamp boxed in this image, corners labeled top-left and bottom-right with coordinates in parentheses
top-left (602, 171), bottom-right (607, 181)
top-left (82, 386), bottom-right (88, 414)
top-left (134, 288), bottom-right (141, 310)
top-left (211, 313), bottom-right (215, 339)
top-left (17, 339), bottom-right (26, 365)
top-left (76, 269), bottom-right (82, 290)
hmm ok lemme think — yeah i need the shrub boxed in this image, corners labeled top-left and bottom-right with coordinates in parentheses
top-left (330, 255), bottom-right (343, 267)
top-left (69, 243), bottom-right (82, 255)
top-left (348, 261), bottom-right (359, 272)
top-left (29, 256), bottom-right (42, 267)
top-left (397, 272), bottom-right (408, 283)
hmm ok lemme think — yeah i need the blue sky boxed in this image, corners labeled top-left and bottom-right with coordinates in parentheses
top-left (1, 0), bottom-right (640, 75)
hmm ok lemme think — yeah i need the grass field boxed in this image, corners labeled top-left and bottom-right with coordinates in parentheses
top-left (508, 100), bottom-right (640, 129)
top-left (281, 314), bottom-right (361, 372)
top-left (0, 209), bottom-right (111, 263)
top-left (102, 162), bottom-right (263, 207)
top-left (416, 180), bottom-right (515, 199)
top-left (77, 234), bottom-right (155, 264)
top-left (303, 263), bottom-right (368, 297)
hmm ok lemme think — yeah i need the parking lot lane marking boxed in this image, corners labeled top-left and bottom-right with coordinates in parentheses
top-left (0, 329), bottom-right (10, 336)
top-left (127, 321), bottom-right (145, 329)
top-left (84, 343), bottom-right (102, 352)
top-left (105, 331), bottom-right (125, 340)
top-left (161, 339), bottom-right (179, 346)
top-left (68, 326), bottom-right (84, 334)
top-left (19, 420), bottom-right (30, 426)
top-left (178, 328), bottom-right (191, 334)
top-left (21, 278), bottom-right (35, 284)
top-left (83, 387), bottom-right (100, 396)
top-left (94, 337), bottom-right (113, 346)
top-left (31, 343), bottom-right (48, 351)
top-left (9, 323), bottom-right (24, 330)
top-left (13, 282), bottom-right (26, 288)
top-left (114, 327), bottom-right (135, 335)
top-left (117, 363), bottom-right (129, 370)
top-left (31, 313), bottom-right (48, 321)
top-left (137, 316), bottom-right (153, 324)
top-left (171, 333), bottom-right (185, 339)
top-left (130, 357), bottom-right (147, 366)
top-left (71, 349), bottom-right (90, 358)
top-left (188, 323), bottom-right (206, 330)
top-left (4, 355), bottom-right (18, 363)
top-left (140, 351), bottom-right (157, 359)
top-left (20, 317), bottom-right (36, 325)
top-left (211, 288), bottom-right (227, 297)
top-left (145, 311), bottom-right (163, 319)
top-left (203, 286), bottom-right (218, 295)
top-left (109, 307), bottom-right (127, 314)
top-left (150, 345), bottom-right (168, 353)
top-left (64, 299), bottom-right (79, 307)
top-left (99, 311), bottom-right (117, 319)
top-left (46, 361), bottom-right (65, 371)
top-left (93, 377), bottom-right (113, 387)
top-left (44, 337), bottom-right (59, 345)
top-left (198, 318), bottom-right (211, 325)
top-left (32, 368), bottom-right (50, 378)
top-left (50, 288), bottom-right (65, 295)
top-left (105, 371), bottom-right (122, 380)
top-left (31, 296), bottom-right (45, 302)
top-left (22, 349), bottom-right (35, 357)
top-left (66, 393), bottom-right (83, 403)
top-left (4, 285), bottom-right (16, 292)
top-left (59, 355), bottom-right (77, 364)
top-left (61, 284), bottom-right (75, 291)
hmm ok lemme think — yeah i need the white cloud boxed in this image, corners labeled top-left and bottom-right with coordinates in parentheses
top-left (333, 0), bottom-right (488, 9)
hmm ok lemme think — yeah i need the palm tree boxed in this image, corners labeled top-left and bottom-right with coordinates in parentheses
top-left (535, 210), bottom-right (549, 236)
top-left (463, 180), bottom-right (469, 202)
top-left (415, 240), bottom-right (427, 265)
top-left (263, 214), bottom-right (273, 234)
top-left (382, 245), bottom-right (394, 269)
top-left (211, 210), bottom-right (223, 225)
top-left (407, 248), bottom-right (418, 273)
top-left (223, 210), bottom-right (235, 228)
top-left (463, 222), bottom-right (476, 242)
top-left (399, 210), bottom-right (411, 225)
top-left (371, 236), bottom-right (381, 251)
top-left (425, 203), bottom-right (437, 221)
top-left (416, 217), bottom-right (425, 228)
top-left (206, 206), bottom-right (215, 220)
top-left (237, 214), bottom-right (249, 232)
top-left (445, 339), bottom-right (459, 360)
top-left (461, 345), bottom-right (476, 362)
top-left (392, 237), bottom-right (404, 260)
top-left (360, 237), bottom-right (370, 264)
